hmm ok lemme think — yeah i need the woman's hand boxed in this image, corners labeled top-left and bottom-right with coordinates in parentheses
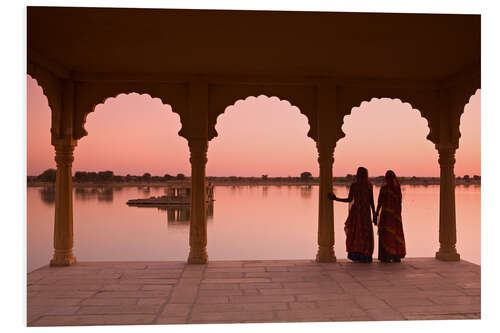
top-left (327, 192), bottom-right (336, 200)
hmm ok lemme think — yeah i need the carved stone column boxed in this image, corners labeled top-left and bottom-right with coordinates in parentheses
top-left (50, 139), bottom-right (77, 266)
top-left (316, 141), bottom-right (336, 262)
top-left (435, 144), bottom-right (460, 261)
top-left (187, 138), bottom-right (208, 264)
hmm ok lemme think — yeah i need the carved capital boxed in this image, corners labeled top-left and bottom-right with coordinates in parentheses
top-left (54, 142), bottom-right (76, 167)
top-left (189, 138), bottom-right (208, 165)
top-left (437, 145), bottom-right (456, 168)
top-left (316, 141), bottom-right (335, 166)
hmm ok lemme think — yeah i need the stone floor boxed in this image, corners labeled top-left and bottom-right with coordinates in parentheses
top-left (27, 258), bottom-right (480, 326)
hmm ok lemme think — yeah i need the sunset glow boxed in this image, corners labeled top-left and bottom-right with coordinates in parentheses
top-left (27, 76), bottom-right (480, 177)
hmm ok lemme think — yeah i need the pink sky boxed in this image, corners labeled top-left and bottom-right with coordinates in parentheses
top-left (27, 76), bottom-right (480, 177)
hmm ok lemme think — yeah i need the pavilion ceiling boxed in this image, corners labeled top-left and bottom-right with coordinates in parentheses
top-left (27, 7), bottom-right (480, 82)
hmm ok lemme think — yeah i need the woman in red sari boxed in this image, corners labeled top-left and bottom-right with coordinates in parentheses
top-left (328, 167), bottom-right (376, 263)
top-left (374, 170), bottom-right (406, 262)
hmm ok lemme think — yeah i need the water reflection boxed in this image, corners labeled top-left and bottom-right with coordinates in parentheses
top-left (39, 186), bottom-right (55, 205)
top-left (154, 203), bottom-right (214, 225)
top-left (300, 185), bottom-right (312, 198)
top-left (158, 206), bottom-right (191, 224)
top-left (27, 185), bottom-right (480, 272)
top-left (75, 187), bottom-right (114, 202)
top-left (97, 187), bottom-right (114, 202)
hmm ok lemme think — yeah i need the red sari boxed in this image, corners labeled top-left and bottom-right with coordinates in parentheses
top-left (377, 184), bottom-right (406, 260)
top-left (344, 182), bottom-right (374, 261)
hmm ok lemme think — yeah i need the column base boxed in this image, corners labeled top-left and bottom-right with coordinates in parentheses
top-left (435, 247), bottom-right (460, 261)
top-left (188, 247), bottom-right (208, 264)
top-left (50, 250), bottom-right (76, 266)
top-left (316, 246), bottom-right (336, 263)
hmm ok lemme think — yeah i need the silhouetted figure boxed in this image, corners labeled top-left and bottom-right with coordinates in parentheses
top-left (374, 170), bottom-right (406, 262)
top-left (328, 167), bottom-right (376, 263)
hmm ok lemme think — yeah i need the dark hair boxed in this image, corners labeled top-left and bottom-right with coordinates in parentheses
top-left (385, 170), bottom-right (400, 189)
top-left (356, 167), bottom-right (369, 184)
top-left (385, 170), bottom-right (396, 182)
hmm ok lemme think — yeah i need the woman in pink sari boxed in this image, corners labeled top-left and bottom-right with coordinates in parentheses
top-left (328, 167), bottom-right (376, 263)
top-left (374, 170), bottom-right (406, 262)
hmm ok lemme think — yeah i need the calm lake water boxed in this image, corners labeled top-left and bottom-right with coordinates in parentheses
top-left (27, 184), bottom-right (481, 272)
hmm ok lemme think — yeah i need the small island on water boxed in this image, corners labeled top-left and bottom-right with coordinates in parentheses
top-left (27, 169), bottom-right (481, 187)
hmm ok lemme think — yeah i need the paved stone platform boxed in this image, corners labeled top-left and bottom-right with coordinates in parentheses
top-left (27, 258), bottom-right (480, 326)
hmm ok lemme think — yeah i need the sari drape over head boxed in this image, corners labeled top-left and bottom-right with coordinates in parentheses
top-left (377, 184), bottom-right (406, 258)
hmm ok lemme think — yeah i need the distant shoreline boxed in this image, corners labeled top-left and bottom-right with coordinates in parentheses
top-left (27, 178), bottom-right (481, 188)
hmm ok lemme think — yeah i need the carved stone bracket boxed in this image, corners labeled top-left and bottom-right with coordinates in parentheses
top-left (444, 81), bottom-right (481, 148)
top-left (27, 62), bottom-right (64, 141)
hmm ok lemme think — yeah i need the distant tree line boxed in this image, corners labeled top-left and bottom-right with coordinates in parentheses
top-left (36, 169), bottom-right (57, 182)
top-left (29, 169), bottom-right (188, 183)
top-left (457, 175), bottom-right (481, 181)
top-left (74, 171), bottom-right (188, 183)
top-left (28, 169), bottom-right (481, 184)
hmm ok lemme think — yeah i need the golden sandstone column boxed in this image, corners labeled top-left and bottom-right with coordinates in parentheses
top-left (435, 144), bottom-right (460, 261)
top-left (187, 138), bottom-right (208, 264)
top-left (50, 139), bottom-right (77, 266)
top-left (316, 141), bottom-right (336, 262)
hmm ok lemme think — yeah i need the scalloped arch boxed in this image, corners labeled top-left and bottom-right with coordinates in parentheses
top-left (337, 88), bottom-right (440, 145)
top-left (341, 97), bottom-right (432, 141)
top-left (208, 85), bottom-right (318, 142)
top-left (211, 94), bottom-right (314, 143)
top-left (74, 83), bottom-right (188, 141)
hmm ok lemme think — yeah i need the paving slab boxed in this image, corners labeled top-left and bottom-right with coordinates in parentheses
top-left (27, 258), bottom-right (480, 326)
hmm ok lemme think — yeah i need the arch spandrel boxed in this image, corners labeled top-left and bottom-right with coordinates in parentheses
top-left (208, 85), bottom-right (317, 141)
top-left (74, 82), bottom-right (189, 140)
top-left (336, 86), bottom-right (440, 145)
top-left (27, 64), bottom-right (64, 141)
top-left (449, 84), bottom-right (481, 148)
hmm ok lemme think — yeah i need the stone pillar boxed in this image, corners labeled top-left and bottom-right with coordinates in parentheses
top-left (435, 145), bottom-right (460, 261)
top-left (50, 139), bottom-right (77, 266)
top-left (187, 138), bottom-right (208, 264)
top-left (316, 141), bottom-right (336, 262)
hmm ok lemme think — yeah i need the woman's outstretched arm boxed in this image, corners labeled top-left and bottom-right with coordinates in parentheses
top-left (328, 184), bottom-right (354, 203)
